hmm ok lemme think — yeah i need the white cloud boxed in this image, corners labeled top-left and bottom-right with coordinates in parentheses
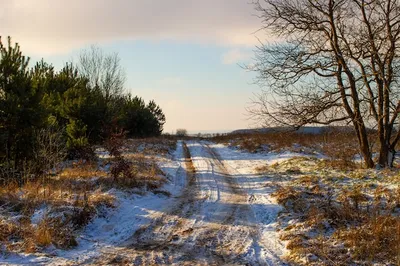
top-left (222, 48), bottom-right (253, 65)
top-left (0, 0), bottom-right (263, 55)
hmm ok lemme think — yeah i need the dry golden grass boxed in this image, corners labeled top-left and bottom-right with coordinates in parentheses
top-left (33, 215), bottom-right (79, 249)
top-left (257, 157), bottom-right (320, 176)
top-left (0, 166), bottom-right (112, 252)
top-left (0, 137), bottom-right (172, 254)
top-left (0, 189), bottom-right (113, 252)
top-left (88, 190), bottom-right (115, 208)
top-left (0, 219), bottom-right (37, 253)
top-left (258, 148), bottom-right (400, 265)
top-left (214, 129), bottom-right (369, 168)
top-left (59, 161), bottom-right (107, 180)
top-left (35, 221), bottom-right (52, 247)
top-left (125, 137), bottom-right (177, 155)
top-left (336, 215), bottom-right (400, 263)
top-left (220, 130), bottom-right (400, 264)
top-left (0, 220), bottom-right (21, 242)
top-left (105, 152), bottom-right (166, 190)
top-left (0, 186), bottom-right (114, 252)
top-left (297, 175), bottom-right (319, 185)
top-left (275, 179), bottom-right (400, 265)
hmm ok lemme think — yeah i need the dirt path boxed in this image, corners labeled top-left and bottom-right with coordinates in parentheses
top-left (91, 141), bottom-right (285, 265)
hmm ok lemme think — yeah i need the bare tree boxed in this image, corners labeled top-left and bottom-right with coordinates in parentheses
top-left (78, 45), bottom-right (126, 100)
top-left (249, 0), bottom-right (400, 168)
top-left (176, 129), bottom-right (188, 137)
top-left (0, 126), bottom-right (66, 185)
top-left (34, 126), bottom-right (67, 175)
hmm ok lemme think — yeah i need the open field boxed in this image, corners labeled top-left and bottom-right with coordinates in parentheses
top-left (4, 0), bottom-right (400, 264)
top-left (0, 131), bottom-right (399, 265)
top-left (214, 130), bottom-right (400, 265)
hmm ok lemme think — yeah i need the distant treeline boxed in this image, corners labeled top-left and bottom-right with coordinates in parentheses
top-left (0, 37), bottom-right (165, 173)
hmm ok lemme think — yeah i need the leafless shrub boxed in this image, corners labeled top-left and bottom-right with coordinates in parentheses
top-left (103, 133), bottom-right (166, 190)
top-left (104, 130), bottom-right (127, 158)
top-left (35, 215), bottom-right (78, 249)
top-left (33, 127), bottom-right (67, 176)
top-left (110, 159), bottom-right (133, 181)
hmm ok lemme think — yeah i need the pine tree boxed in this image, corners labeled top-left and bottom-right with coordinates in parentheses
top-left (0, 37), bottom-right (44, 169)
top-left (147, 100), bottom-right (166, 136)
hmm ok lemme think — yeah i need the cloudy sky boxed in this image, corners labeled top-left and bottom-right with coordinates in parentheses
top-left (1, 0), bottom-right (266, 133)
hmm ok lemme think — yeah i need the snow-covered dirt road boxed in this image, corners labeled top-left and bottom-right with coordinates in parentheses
top-left (2, 140), bottom-right (287, 265)
top-left (116, 141), bottom-right (286, 265)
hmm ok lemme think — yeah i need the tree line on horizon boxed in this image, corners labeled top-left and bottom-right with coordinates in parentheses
top-left (0, 36), bottom-right (165, 180)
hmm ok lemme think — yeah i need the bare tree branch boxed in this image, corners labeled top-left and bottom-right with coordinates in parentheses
top-left (249, 0), bottom-right (400, 167)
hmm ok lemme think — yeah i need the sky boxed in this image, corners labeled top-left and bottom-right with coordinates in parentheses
top-left (1, 0), bottom-right (268, 133)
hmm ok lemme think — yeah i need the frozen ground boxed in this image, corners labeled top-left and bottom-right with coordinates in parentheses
top-left (1, 140), bottom-right (294, 265)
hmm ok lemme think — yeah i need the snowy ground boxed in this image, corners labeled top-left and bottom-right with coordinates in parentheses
top-left (1, 140), bottom-right (294, 265)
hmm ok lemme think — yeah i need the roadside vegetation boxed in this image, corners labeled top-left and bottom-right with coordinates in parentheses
top-left (0, 37), bottom-right (170, 255)
top-left (0, 133), bottom-right (176, 254)
top-left (215, 129), bottom-right (400, 265)
top-left (243, 1), bottom-right (400, 261)
top-left (0, 36), bottom-right (166, 178)
top-left (214, 127), bottom-right (365, 168)
top-left (3, 0), bottom-right (400, 262)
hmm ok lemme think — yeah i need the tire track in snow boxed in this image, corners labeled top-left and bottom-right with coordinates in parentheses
top-left (185, 141), bottom-right (284, 265)
top-left (204, 143), bottom-right (285, 265)
top-left (203, 143), bottom-right (284, 265)
top-left (120, 142), bottom-right (227, 265)
top-left (93, 141), bottom-right (285, 265)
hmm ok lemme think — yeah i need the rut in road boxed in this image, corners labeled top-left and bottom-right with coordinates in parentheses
top-left (125, 142), bottom-right (221, 264)
top-left (95, 141), bottom-right (284, 265)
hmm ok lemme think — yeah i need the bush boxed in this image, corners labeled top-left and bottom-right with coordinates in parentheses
top-left (176, 129), bottom-right (187, 137)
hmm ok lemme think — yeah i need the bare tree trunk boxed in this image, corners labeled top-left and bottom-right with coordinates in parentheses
top-left (354, 121), bottom-right (374, 168)
top-left (250, 0), bottom-right (400, 169)
top-left (388, 148), bottom-right (395, 168)
top-left (360, 142), bottom-right (374, 168)
top-left (378, 143), bottom-right (396, 168)
top-left (378, 143), bottom-right (389, 167)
